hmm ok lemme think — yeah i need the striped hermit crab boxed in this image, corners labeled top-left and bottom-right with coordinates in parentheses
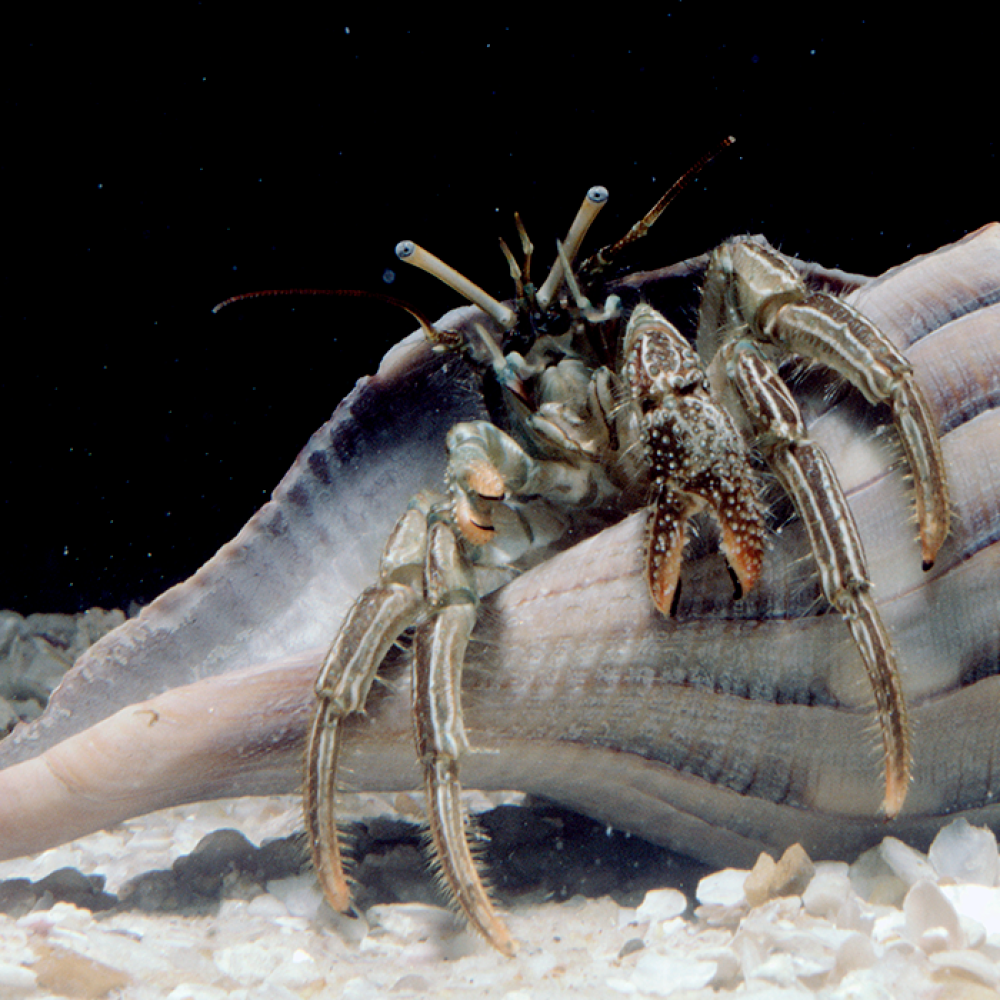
top-left (304, 150), bottom-right (950, 954)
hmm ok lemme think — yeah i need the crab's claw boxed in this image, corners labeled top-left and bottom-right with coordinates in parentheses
top-left (645, 479), bottom-right (764, 615)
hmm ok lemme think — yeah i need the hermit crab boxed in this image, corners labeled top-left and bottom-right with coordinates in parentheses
top-left (303, 153), bottom-right (950, 954)
top-left (0, 209), bottom-right (995, 964)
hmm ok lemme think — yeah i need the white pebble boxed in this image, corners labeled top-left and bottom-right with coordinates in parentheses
top-left (903, 880), bottom-right (964, 952)
top-left (927, 947), bottom-right (1000, 988)
top-left (849, 844), bottom-right (908, 905)
top-left (871, 905), bottom-right (907, 949)
top-left (879, 837), bottom-right (937, 886)
top-left (214, 940), bottom-right (292, 985)
top-left (216, 898), bottom-right (248, 921)
top-left (959, 914), bottom-right (987, 950)
top-left (644, 915), bottom-right (686, 944)
top-left (832, 892), bottom-right (872, 934)
top-left (698, 945), bottom-right (739, 986)
top-left (266, 874), bottom-right (325, 920)
top-left (929, 818), bottom-right (999, 886)
top-left (270, 948), bottom-right (320, 989)
top-left (631, 951), bottom-right (717, 996)
top-left (367, 903), bottom-right (460, 940)
top-left (802, 864), bottom-right (851, 919)
top-left (749, 950), bottom-right (833, 987)
top-left (247, 892), bottom-right (289, 919)
top-left (636, 887), bottom-right (687, 923)
top-left (0, 961), bottom-right (36, 990)
top-left (696, 868), bottom-right (749, 907)
top-left (834, 931), bottom-right (877, 975)
top-left (941, 883), bottom-right (1000, 935)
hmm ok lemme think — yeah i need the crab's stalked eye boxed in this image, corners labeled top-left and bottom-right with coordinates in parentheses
top-left (395, 240), bottom-right (517, 331)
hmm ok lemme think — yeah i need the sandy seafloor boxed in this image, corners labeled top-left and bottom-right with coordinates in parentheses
top-left (7, 793), bottom-right (1000, 997)
top-left (4, 612), bottom-right (1000, 998)
top-left (4, 794), bottom-right (1000, 1000)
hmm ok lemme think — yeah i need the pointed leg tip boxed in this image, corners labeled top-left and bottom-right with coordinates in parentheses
top-left (880, 800), bottom-right (902, 822)
top-left (920, 535), bottom-right (938, 570)
top-left (483, 921), bottom-right (518, 958)
top-left (880, 777), bottom-right (909, 821)
top-left (308, 813), bottom-right (352, 914)
top-left (919, 514), bottom-right (949, 571)
top-left (920, 532), bottom-right (943, 571)
top-left (423, 759), bottom-right (518, 957)
top-left (470, 913), bottom-right (521, 958)
top-left (314, 864), bottom-right (353, 913)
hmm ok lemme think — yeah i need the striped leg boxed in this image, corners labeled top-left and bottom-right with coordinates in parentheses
top-left (728, 345), bottom-right (911, 816)
top-left (305, 504), bottom-right (427, 913)
top-left (412, 520), bottom-right (516, 955)
top-left (701, 236), bottom-right (950, 568)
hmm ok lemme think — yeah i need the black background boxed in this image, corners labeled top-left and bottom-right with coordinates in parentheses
top-left (3, 12), bottom-right (993, 614)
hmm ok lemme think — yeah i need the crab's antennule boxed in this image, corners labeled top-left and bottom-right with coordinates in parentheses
top-left (536, 185), bottom-right (609, 310)
top-left (396, 241), bottom-right (517, 331)
top-left (498, 238), bottom-right (521, 283)
top-left (514, 211), bottom-right (533, 284)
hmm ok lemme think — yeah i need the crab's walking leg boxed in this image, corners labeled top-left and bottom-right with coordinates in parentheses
top-left (415, 417), bottom-right (625, 955)
top-left (729, 346), bottom-right (912, 816)
top-left (413, 520), bottom-right (517, 956)
top-left (764, 292), bottom-right (948, 568)
top-left (703, 237), bottom-right (950, 567)
top-left (304, 505), bottom-right (427, 910)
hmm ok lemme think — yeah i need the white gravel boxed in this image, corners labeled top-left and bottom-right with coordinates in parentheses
top-left (4, 792), bottom-right (1000, 998)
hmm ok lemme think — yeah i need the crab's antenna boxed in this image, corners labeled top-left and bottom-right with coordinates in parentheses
top-left (211, 288), bottom-right (450, 347)
top-left (581, 136), bottom-right (736, 276)
top-left (395, 241), bottom-right (517, 331)
top-left (536, 185), bottom-right (609, 311)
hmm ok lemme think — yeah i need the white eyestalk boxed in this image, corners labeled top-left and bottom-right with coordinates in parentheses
top-left (536, 185), bottom-right (609, 310)
top-left (395, 241), bottom-right (517, 331)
